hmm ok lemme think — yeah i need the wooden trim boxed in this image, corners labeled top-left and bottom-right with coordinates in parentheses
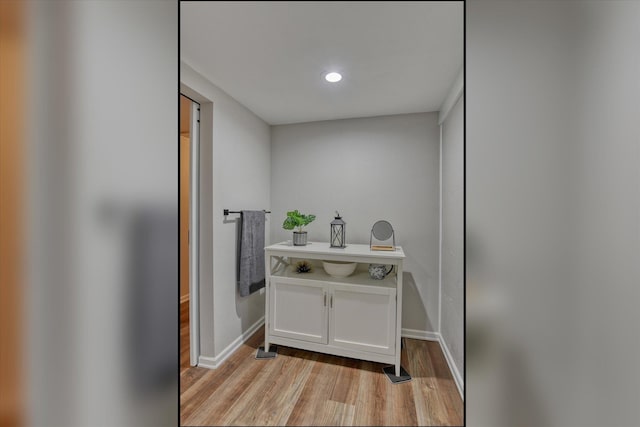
top-left (180, 294), bottom-right (190, 305)
top-left (0, 1), bottom-right (25, 425)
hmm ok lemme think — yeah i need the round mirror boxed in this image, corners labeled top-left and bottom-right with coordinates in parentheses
top-left (372, 220), bottom-right (394, 241)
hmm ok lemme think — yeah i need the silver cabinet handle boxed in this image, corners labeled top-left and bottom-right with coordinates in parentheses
top-left (324, 292), bottom-right (327, 307)
top-left (330, 295), bottom-right (333, 308)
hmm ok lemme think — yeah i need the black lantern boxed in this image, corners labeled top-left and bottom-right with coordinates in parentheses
top-left (330, 211), bottom-right (346, 248)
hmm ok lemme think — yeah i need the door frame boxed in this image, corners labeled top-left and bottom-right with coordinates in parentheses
top-left (188, 99), bottom-right (200, 366)
top-left (181, 93), bottom-right (201, 366)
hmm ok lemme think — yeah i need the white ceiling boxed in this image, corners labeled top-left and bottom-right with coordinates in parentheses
top-left (181, 1), bottom-right (463, 125)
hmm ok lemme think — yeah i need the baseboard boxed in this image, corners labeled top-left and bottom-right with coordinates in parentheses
top-left (180, 294), bottom-right (189, 305)
top-left (401, 328), bottom-right (464, 400)
top-left (197, 316), bottom-right (265, 369)
top-left (439, 335), bottom-right (464, 400)
top-left (196, 355), bottom-right (217, 369)
top-left (401, 328), bottom-right (440, 341)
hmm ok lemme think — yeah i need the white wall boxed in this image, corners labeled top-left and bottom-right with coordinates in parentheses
top-left (468, 2), bottom-right (640, 426)
top-left (440, 92), bottom-right (464, 389)
top-left (181, 62), bottom-right (271, 360)
top-left (271, 113), bottom-right (440, 333)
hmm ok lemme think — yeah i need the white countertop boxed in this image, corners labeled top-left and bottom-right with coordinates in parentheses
top-left (265, 241), bottom-right (405, 260)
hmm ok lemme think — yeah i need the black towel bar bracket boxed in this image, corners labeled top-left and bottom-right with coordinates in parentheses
top-left (224, 209), bottom-right (271, 216)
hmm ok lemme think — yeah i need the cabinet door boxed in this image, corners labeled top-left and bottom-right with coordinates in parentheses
top-left (269, 277), bottom-right (328, 344)
top-left (329, 284), bottom-right (396, 355)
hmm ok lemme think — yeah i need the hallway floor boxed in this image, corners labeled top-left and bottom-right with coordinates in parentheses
top-left (180, 302), bottom-right (463, 426)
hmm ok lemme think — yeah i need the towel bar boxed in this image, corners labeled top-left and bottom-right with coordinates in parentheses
top-left (223, 209), bottom-right (271, 216)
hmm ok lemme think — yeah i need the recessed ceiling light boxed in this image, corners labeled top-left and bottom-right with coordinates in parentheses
top-left (325, 72), bottom-right (342, 83)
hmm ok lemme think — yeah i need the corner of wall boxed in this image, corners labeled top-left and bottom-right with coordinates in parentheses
top-left (438, 123), bottom-right (443, 334)
top-left (439, 333), bottom-right (464, 399)
top-left (437, 66), bottom-right (464, 400)
top-left (438, 67), bottom-right (464, 125)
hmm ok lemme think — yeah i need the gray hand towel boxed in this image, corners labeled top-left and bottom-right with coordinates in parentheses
top-left (238, 210), bottom-right (266, 297)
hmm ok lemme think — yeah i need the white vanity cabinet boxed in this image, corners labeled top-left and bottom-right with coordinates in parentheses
top-left (264, 242), bottom-right (405, 376)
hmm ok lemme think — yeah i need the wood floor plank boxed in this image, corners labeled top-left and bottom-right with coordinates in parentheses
top-left (180, 331), bottom-right (265, 423)
top-left (179, 366), bottom-right (208, 391)
top-left (353, 361), bottom-right (388, 426)
top-left (427, 340), bottom-right (452, 379)
top-left (180, 301), bottom-right (190, 371)
top-left (230, 349), bottom-right (318, 426)
top-left (408, 339), bottom-right (445, 426)
top-left (318, 400), bottom-right (356, 426)
top-left (181, 349), bottom-right (268, 426)
top-left (285, 353), bottom-right (344, 426)
top-left (426, 341), bottom-right (464, 426)
top-left (329, 357), bottom-right (360, 406)
top-left (385, 373), bottom-right (418, 426)
top-left (376, 344), bottom-right (418, 426)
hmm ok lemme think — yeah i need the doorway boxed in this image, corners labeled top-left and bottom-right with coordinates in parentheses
top-left (180, 94), bottom-right (200, 368)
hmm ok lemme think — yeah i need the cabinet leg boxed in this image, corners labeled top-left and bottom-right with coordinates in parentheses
top-left (265, 340), bottom-right (269, 353)
top-left (395, 363), bottom-right (401, 377)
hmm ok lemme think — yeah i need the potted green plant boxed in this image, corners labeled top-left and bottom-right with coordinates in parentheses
top-left (282, 210), bottom-right (316, 246)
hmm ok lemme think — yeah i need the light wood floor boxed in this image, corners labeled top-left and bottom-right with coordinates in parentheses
top-left (180, 302), bottom-right (463, 426)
